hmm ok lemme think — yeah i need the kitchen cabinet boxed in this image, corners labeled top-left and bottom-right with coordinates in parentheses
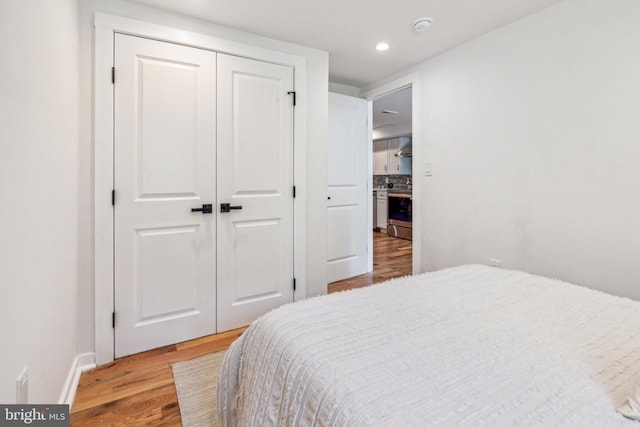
top-left (373, 137), bottom-right (412, 175)
top-left (387, 137), bottom-right (411, 174)
top-left (373, 140), bottom-right (388, 175)
top-left (376, 190), bottom-right (388, 230)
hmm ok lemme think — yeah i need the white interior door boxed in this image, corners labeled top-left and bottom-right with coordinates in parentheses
top-left (327, 92), bottom-right (369, 283)
top-left (114, 34), bottom-right (217, 358)
top-left (216, 54), bottom-right (295, 332)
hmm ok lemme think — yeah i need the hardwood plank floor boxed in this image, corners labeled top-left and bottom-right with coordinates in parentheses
top-left (71, 231), bottom-right (411, 426)
top-left (71, 328), bottom-right (244, 426)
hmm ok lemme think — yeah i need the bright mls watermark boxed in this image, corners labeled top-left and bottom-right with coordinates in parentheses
top-left (0, 405), bottom-right (68, 426)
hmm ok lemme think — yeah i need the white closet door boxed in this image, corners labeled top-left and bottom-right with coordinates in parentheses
top-left (113, 34), bottom-right (216, 358)
top-left (216, 54), bottom-right (295, 332)
top-left (327, 92), bottom-right (369, 283)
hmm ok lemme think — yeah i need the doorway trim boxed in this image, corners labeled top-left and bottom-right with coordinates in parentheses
top-left (361, 72), bottom-right (422, 275)
top-left (93, 13), bottom-right (307, 365)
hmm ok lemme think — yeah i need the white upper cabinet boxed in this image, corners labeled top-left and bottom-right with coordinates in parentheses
top-left (373, 140), bottom-right (389, 175)
top-left (373, 136), bottom-right (412, 175)
top-left (387, 138), bottom-right (403, 174)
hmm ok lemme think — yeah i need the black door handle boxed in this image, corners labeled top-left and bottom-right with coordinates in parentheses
top-left (191, 204), bottom-right (212, 214)
top-left (220, 203), bottom-right (243, 213)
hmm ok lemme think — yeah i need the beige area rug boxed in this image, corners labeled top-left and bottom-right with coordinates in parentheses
top-left (172, 351), bottom-right (226, 427)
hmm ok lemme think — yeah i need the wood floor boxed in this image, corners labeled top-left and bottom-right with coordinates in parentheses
top-left (70, 329), bottom-right (245, 426)
top-left (70, 232), bottom-right (411, 426)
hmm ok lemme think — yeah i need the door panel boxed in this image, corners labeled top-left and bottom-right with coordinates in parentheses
top-left (232, 219), bottom-right (283, 301)
top-left (136, 226), bottom-right (199, 320)
top-left (328, 205), bottom-right (359, 262)
top-left (327, 93), bottom-right (369, 283)
top-left (232, 76), bottom-right (281, 192)
top-left (114, 34), bottom-right (217, 358)
top-left (216, 54), bottom-right (294, 332)
top-left (137, 57), bottom-right (199, 196)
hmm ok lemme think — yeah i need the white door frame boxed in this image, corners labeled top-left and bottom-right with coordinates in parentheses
top-left (93, 13), bottom-right (308, 365)
top-left (361, 73), bottom-right (422, 275)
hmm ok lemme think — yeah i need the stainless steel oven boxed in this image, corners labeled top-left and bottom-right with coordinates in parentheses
top-left (387, 192), bottom-right (412, 240)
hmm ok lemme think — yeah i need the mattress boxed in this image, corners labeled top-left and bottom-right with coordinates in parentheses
top-left (218, 265), bottom-right (640, 426)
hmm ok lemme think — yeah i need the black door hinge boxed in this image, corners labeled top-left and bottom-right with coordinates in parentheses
top-left (111, 190), bottom-right (115, 206)
top-left (111, 67), bottom-right (115, 84)
top-left (112, 312), bottom-right (115, 328)
top-left (287, 91), bottom-right (296, 106)
top-left (293, 278), bottom-right (296, 291)
top-left (293, 186), bottom-right (296, 198)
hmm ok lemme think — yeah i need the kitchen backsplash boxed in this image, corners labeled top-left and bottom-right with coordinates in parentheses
top-left (373, 174), bottom-right (412, 189)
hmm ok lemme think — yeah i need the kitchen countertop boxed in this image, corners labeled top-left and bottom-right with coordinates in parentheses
top-left (388, 188), bottom-right (412, 194)
top-left (375, 185), bottom-right (410, 188)
top-left (374, 186), bottom-right (412, 194)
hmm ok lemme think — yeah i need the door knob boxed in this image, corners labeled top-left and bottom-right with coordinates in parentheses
top-left (191, 204), bottom-right (213, 214)
top-left (220, 203), bottom-right (243, 213)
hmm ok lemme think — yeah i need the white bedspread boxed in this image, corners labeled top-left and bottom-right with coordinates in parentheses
top-left (218, 265), bottom-right (640, 426)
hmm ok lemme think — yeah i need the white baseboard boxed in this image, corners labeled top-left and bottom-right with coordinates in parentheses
top-left (59, 352), bottom-right (96, 406)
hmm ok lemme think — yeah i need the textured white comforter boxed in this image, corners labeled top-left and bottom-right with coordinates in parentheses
top-left (218, 265), bottom-right (640, 426)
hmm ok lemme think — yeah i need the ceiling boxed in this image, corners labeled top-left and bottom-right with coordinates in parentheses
top-left (373, 87), bottom-right (412, 135)
top-left (126, 0), bottom-right (563, 87)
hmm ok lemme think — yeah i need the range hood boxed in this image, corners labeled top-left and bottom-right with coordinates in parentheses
top-left (394, 144), bottom-right (412, 158)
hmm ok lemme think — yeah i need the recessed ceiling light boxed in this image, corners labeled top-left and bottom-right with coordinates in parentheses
top-left (375, 42), bottom-right (389, 51)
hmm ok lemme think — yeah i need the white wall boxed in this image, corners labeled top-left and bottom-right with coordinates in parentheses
top-left (328, 82), bottom-right (360, 97)
top-left (78, 0), bottom-right (328, 354)
top-left (414, 0), bottom-right (640, 299)
top-left (0, 0), bottom-right (79, 403)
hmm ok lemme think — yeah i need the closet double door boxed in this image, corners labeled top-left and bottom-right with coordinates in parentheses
top-left (113, 34), bottom-right (294, 358)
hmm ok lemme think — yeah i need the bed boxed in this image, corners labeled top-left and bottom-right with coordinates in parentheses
top-left (218, 265), bottom-right (640, 426)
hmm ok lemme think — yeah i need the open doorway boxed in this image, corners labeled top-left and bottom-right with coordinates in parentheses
top-left (327, 86), bottom-right (413, 293)
top-left (371, 87), bottom-right (413, 280)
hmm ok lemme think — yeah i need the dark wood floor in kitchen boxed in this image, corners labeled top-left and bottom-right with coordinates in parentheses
top-left (70, 231), bottom-right (412, 426)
